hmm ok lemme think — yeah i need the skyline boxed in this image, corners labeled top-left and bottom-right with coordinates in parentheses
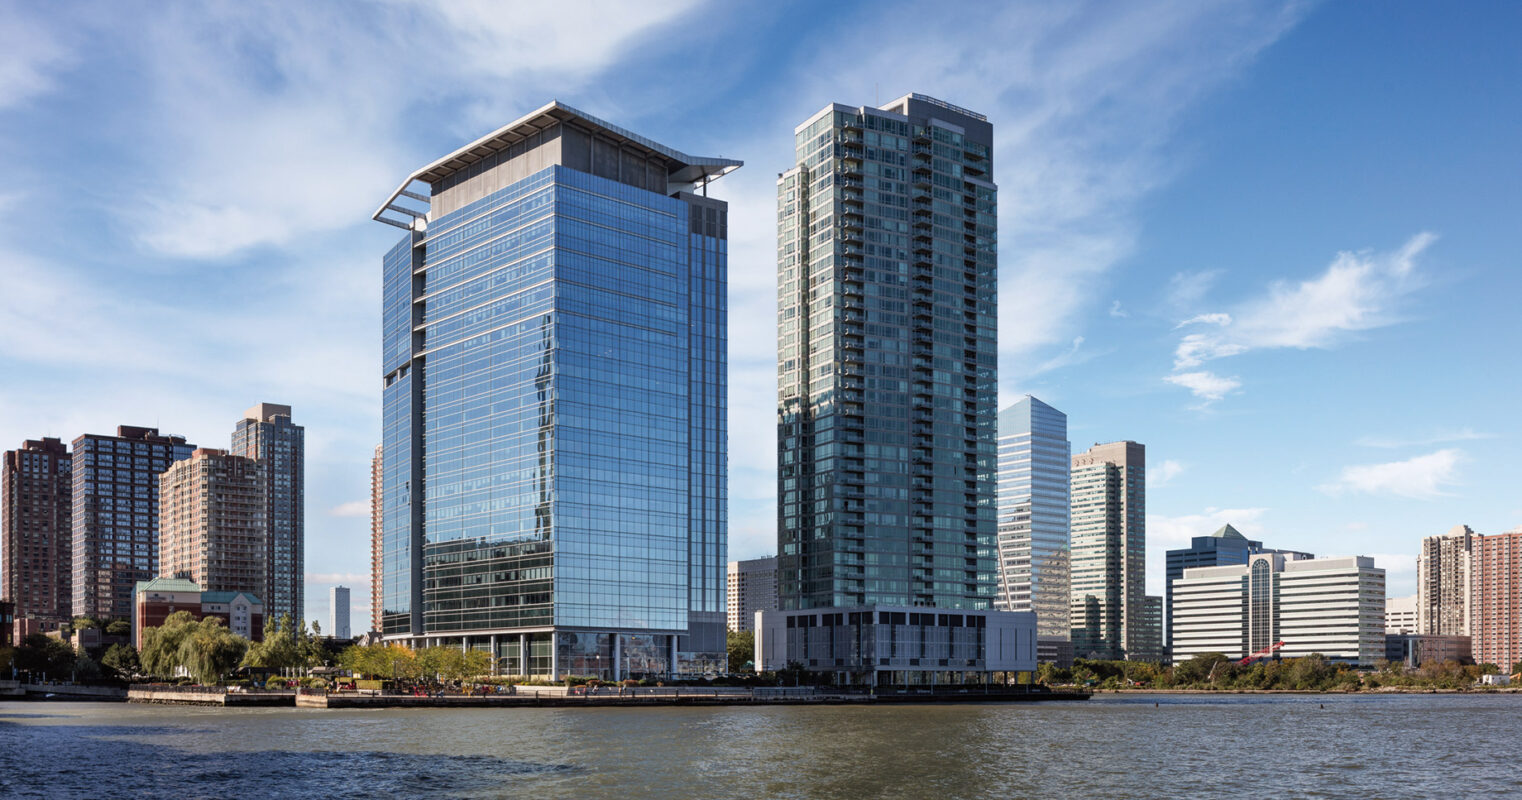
top-left (2, 2), bottom-right (1520, 626)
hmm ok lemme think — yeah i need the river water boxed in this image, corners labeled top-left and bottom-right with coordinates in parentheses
top-left (2, 693), bottom-right (1512, 798)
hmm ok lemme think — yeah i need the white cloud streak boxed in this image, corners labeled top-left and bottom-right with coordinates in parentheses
top-left (328, 501), bottom-right (370, 518)
top-left (1149, 459), bottom-right (1185, 487)
top-left (1165, 233), bottom-right (1436, 401)
top-left (1355, 428), bottom-right (1493, 449)
top-left (1319, 448), bottom-right (1463, 499)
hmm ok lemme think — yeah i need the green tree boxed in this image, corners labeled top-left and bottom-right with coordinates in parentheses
top-left (12, 634), bottom-right (77, 679)
top-left (141, 611), bottom-right (199, 677)
top-left (242, 615), bottom-right (302, 670)
top-left (101, 643), bottom-right (141, 678)
top-left (69, 616), bottom-right (101, 632)
top-left (180, 617), bottom-right (248, 684)
top-left (105, 620), bottom-right (131, 638)
top-left (727, 630), bottom-right (754, 672)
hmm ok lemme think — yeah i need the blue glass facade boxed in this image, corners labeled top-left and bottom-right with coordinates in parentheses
top-left (994, 396), bottom-right (1070, 639)
top-left (377, 108), bottom-right (735, 677)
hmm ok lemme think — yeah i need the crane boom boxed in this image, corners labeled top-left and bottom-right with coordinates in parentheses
top-left (1239, 641), bottom-right (1285, 665)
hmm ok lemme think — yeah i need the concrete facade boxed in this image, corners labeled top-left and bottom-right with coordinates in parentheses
top-left (1172, 554), bottom-right (1386, 666)
top-left (1418, 524), bottom-right (1475, 636)
top-left (726, 557), bottom-right (777, 633)
top-left (1386, 594), bottom-right (1418, 635)
top-left (1069, 441), bottom-right (1151, 660)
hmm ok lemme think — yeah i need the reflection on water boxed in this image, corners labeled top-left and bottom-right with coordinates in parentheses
top-left (2, 694), bottom-right (1518, 799)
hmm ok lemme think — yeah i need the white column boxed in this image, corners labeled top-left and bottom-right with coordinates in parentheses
top-left (613, 635), bottom-right (622, 682)
top-left (490, 634), bottom-right (498, 675)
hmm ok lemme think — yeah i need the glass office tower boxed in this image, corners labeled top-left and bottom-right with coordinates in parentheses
top-left (373, 102), bottom-right (736, 678)
top-left (995, 396), bottom-right (1070, 646)
top-left (776, 94), bottom-right (998, 612)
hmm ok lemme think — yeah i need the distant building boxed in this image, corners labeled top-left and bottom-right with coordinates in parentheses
top-left (330, 585), bottom-right (351, 639)
top-left (1070, 441), bottom-right (1147, 661)
top-left (1172, 554), bottom-right (1386, 667)
top-left (132, 577), bottom-right (263, 649)
top-left (995, 397), bottom-right (1071, 661)
top-left (1418, 524), bottom-right (1475, 636)
top-left (1470, 528), bottom-right (1522, 669)
top-left (726, 557), bottom-right (777, 633)
top-left (231, 403), bottom-right (304, 627)
top-left (1386, 594), bottom-right (1418, 635)
top-left (158, 449), bottom-right (266, 598)
top-left (0, 600), bottom-right (13, 648)
top-left (2, 438), bottom-right (72, 626)
top-left (369, 444), bottom-right (383, 633)
top-left (73, 427), bottom-right (194, 621)
top-left (1385, 633), bottom-right (1470, 667)
top-left (1164, 524), bottom-right (1313, 653)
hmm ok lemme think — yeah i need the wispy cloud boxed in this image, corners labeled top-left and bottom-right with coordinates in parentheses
top-left (1165, 233), bottom-right (1436, 401)
top-left (1355, 428), bottom-right (1493, 449)
top-left (0, 11), bottom-right (69, 110)
top-left (1164, 370), bottom-right (1241, 402)
top-left (1149, 459), bottom-right (1185, 487)
top-left (1109, 300), bottom-right (1128, 318)
top-left (328, 501), bottom-right (370, 518)
top-left (1319, 448), bottom-right (1463, 499)
top-left (1365, 553), bottom-right (1416, 575)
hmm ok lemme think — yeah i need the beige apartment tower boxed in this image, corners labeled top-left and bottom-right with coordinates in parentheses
top-left (370, 443), bottom-right (383, 633)
top-left (1070, 441), bottom-right (1157, 660)
top-left (158, 449), bottom-right (266, 598)
top-left (1418, 524), bottom-right (1474, 635)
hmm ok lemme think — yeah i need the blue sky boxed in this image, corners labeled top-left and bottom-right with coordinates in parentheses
top-left (1, 1), bottom-right (1517, 626)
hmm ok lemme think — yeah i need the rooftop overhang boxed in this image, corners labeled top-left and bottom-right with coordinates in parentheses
top-left (373, 100), bottom-right (742, 230)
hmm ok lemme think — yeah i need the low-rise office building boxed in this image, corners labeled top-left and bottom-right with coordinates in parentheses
top-left (1386, 594), bottom-right (1418, 635)
top-left (1172, 554), bottom-right (1385, 666)
top-left (755, 606), bottom-right (1037, 685)
top-left (132, 577), bottom-right (264, 649)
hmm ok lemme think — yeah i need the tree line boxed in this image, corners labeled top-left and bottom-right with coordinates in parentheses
top-left (1038, 653), bottom-right (1519, 691)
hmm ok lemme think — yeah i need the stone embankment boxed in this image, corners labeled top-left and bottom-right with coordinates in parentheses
top-left (127, 686), bottom-right (295, 706)
top-left (0, 681), bottom-right (127, 701)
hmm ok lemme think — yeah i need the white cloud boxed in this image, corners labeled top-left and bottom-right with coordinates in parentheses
top-left (1176, 312), bottom-right (1232, 329)
top-left (1355, 428), bottom-right (1493, 448)
top-left (1365, 553), bottom-right (1417, 575)
top-left (305, 572), bottom-right (369, 587)
top-left (1165, 370), bottom-right (1241, 401)
top-left (1163, 233), bottom-right (1435, 400)
top-left (1109, 300), bottom-right (1128, 318)
top-left (1319, 448), bottom-right (1463, 499)
top-left (0, 11), bottom-right (69, 110)
top-left (1149, 459), bottom-right (1185, 487)
top-left (328, 501), bottom-right (370, 518)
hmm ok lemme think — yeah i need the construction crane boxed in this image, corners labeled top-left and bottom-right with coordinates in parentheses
top-left (1239, 641), bottom-right (1285, 665)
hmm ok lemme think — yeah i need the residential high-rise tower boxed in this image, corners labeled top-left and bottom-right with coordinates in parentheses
top-left (71, 426), bottom-right (193, 621)
top-left (1069, 440), bottom-right (1155, 660)
top-left (994, 396), bottom-right (1070, 658)
top-left (1418, 524), bottom-right (1474, 636)
top-left (372, 102), bottom-right (736, 678)
top-left (776, 93), bottom-right (998, 613)
top-left (726, 557), bottom-right (777, 633)
top-left (2, 438), bottom-right (73, 625)
top-left (761, 95), bottom-right (1037, 684)
top-left (231, 403), bottom-right (304, 627)
top-left (330, 585), bottom-right (351, 640)
top-left (158, 448), bottom-right (266, 599)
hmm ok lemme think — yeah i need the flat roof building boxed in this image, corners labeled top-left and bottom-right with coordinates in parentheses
top-left (158, 449), bottom-right (266, 600)
top-left (727, 557), bottom-right (777, 634)
top-left (374, 101), bottom-right (737, 679)
top-left (1172, 554), bottom-right (1385, 667)
top-left (995, 397), bottom-right (1071, 657)
top-left (72, 427), bottom-right (194, 621)
top-left (2, 438), bottom-right (72, 626)
top-left (1070, 441), bottom-right (1154, 661)
top-left (231, 403), bottom-right (304, 626)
